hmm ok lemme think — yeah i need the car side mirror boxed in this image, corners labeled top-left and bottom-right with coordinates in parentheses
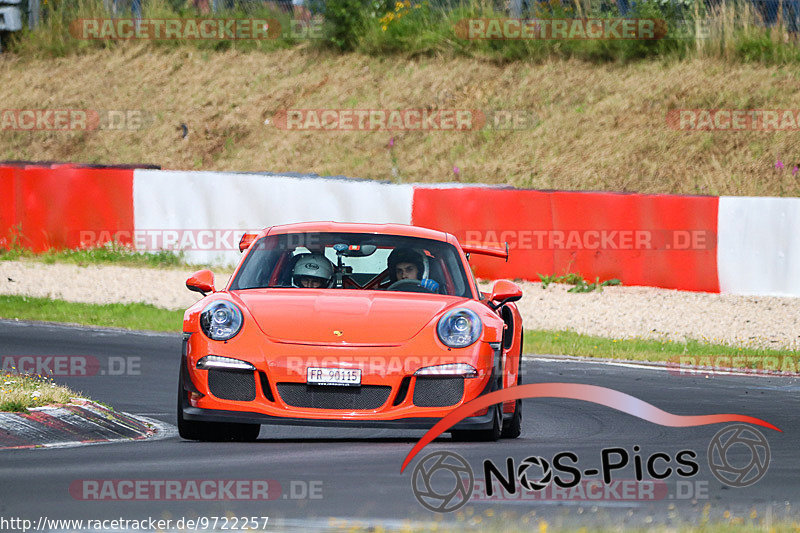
top-left (186, 269), bottom-right (215, 296)
top-left (239, 232), bottom-right (257, 252)
top-left (489, 280), bottom-right (522, 310)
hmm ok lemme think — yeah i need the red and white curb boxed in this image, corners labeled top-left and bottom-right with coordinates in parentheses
top-left (0, 399), bottom-right (175, 450)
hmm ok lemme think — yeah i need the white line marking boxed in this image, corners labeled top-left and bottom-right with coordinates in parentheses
top-left (523, 353), bottom-right (800, 379)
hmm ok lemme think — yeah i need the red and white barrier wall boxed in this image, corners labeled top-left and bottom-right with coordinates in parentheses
top-left (411, 187), bottom-right (721, 293)
top-left (1, 163), bottom-right (799, 296)
top-left (717, 197), bottom-right (800, 296)
top-left (0, 162), bottom-right (135, 252)
top-left (133, 170), bottom-right (414, 266)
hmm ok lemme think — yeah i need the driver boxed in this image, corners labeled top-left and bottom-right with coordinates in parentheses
top-left (387, 248), bottom-right (440, 292)
top-left (292, 253), bottom-right (334, 288)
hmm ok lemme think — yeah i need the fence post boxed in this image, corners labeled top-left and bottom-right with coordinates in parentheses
top-left (28, 0), bottom-right (39, 29)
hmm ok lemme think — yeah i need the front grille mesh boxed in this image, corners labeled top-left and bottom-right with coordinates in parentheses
top-left (276, 383), bottom-right (391, 410)
top-left (413, 377), bottom-right (464, 407)
top-left (208, 369), bottom-right (256, 401)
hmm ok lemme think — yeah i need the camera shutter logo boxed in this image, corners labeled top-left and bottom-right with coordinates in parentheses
top-left (517, 456), bottom-right (553, 491)
top-left (411, 451), bottom-right (473, 512)
top-left (708, 424), bottom-right (770, 488)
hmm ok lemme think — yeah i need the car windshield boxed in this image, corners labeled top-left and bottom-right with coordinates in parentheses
top-left (230, 232), bottom-right (474, 298)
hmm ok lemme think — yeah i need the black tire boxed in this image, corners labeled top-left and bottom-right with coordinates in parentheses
top-left (450, 403), bottom-right (502, 442)
top-left (500, 399), bottom-right (522, 439)
top-left (177, 372), bottom-right (260, 442)
top-left (501, 329), bottom-right (524, 439)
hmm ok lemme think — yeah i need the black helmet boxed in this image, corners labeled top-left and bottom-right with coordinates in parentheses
top-left (387, 248), bottom-right (424, 282)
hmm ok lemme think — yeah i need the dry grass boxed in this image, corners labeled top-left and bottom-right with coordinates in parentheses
top-left (2, 46), bottom-right (800, 195)
top-left (0, 370), bottom-right (77, 412)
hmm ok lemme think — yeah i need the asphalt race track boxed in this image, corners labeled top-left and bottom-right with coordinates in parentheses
top-left (1, 319), bottom-right (799, 530)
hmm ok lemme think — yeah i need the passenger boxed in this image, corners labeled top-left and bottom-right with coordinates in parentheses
top-left (292, 253), bottom-right (334, 288)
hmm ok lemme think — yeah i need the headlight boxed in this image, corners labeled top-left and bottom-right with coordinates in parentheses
top-left (415, 363), bottom-right (478, 378)
top-left (200, 300), bottom-right (243, 341)
top-left (196, 355), bottom-right (255, 371)
top-left (437, 308), bottom-right (482, 348)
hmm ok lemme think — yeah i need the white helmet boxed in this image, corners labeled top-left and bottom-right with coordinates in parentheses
top-left (292, 253), bottom-right (334, 288)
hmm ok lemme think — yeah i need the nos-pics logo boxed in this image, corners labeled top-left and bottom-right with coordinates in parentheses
top-left (411, 424), bottom-right (770, 513)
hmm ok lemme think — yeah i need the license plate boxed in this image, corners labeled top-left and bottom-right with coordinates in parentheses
top-left (306, 367), bottom-right (361, 386)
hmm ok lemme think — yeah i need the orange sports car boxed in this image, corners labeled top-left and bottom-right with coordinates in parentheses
top-left (177, 222), bottom-right (524, 441)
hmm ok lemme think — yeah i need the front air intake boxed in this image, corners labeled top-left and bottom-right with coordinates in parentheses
top-left (208, 369), bottom-right (257, 401)
top-left (413, 377), bottom-right (464, 407)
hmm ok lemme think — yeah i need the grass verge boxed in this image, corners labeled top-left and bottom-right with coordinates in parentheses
top-left (5, 48), bottom-right (800, 197)
top-left (0, 371), bottom-right (79, 412)
top-left (7, 0), bottom-right (301, 57)
top-left (0, 230), bottom-right (187, 269)
top-left (0, 295), bottom-right (183, 332)
top-left (0, 235), bottom-right (235, 273)
top-left (525, 329), bottom-right (800, 366)
top-left (0, 245), bottom-right (187, 269)
top-left (8, 0), bottom-right (800, 65)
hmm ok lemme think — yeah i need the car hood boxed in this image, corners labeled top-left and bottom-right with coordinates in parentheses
top-left (235, 289), bottom-right (458, 345)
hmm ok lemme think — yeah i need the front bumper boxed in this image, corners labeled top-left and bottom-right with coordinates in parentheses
top-left (180, 403), bottom-right (497, 430)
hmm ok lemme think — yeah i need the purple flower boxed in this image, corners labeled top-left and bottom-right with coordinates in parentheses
top-left (794, 166), bottom-right (799, 177)
top-left (453, 166), bottom-right (460, 174)
top-left (388, 137), bottom-right (394, 148)
top-left (775, 160), bottom-right (784, 170)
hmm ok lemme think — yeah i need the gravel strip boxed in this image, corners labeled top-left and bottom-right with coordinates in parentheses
top-left (1, 261), bottom-right (798, 350)
top-left (0, 261), bottom-right (223, 311)
top-left (481, 281), bottom-right (800, 351)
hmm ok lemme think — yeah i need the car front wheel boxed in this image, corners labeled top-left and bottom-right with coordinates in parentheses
top-left (450, 403), bottom-right (502, 442)
top-left (177, 372), bottom-right (260, 442)
top-left (500, 399), bottom-right (522, 439)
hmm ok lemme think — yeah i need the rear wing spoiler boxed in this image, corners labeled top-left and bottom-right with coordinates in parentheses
top-left (461, 243), bottom-right (509, 262)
